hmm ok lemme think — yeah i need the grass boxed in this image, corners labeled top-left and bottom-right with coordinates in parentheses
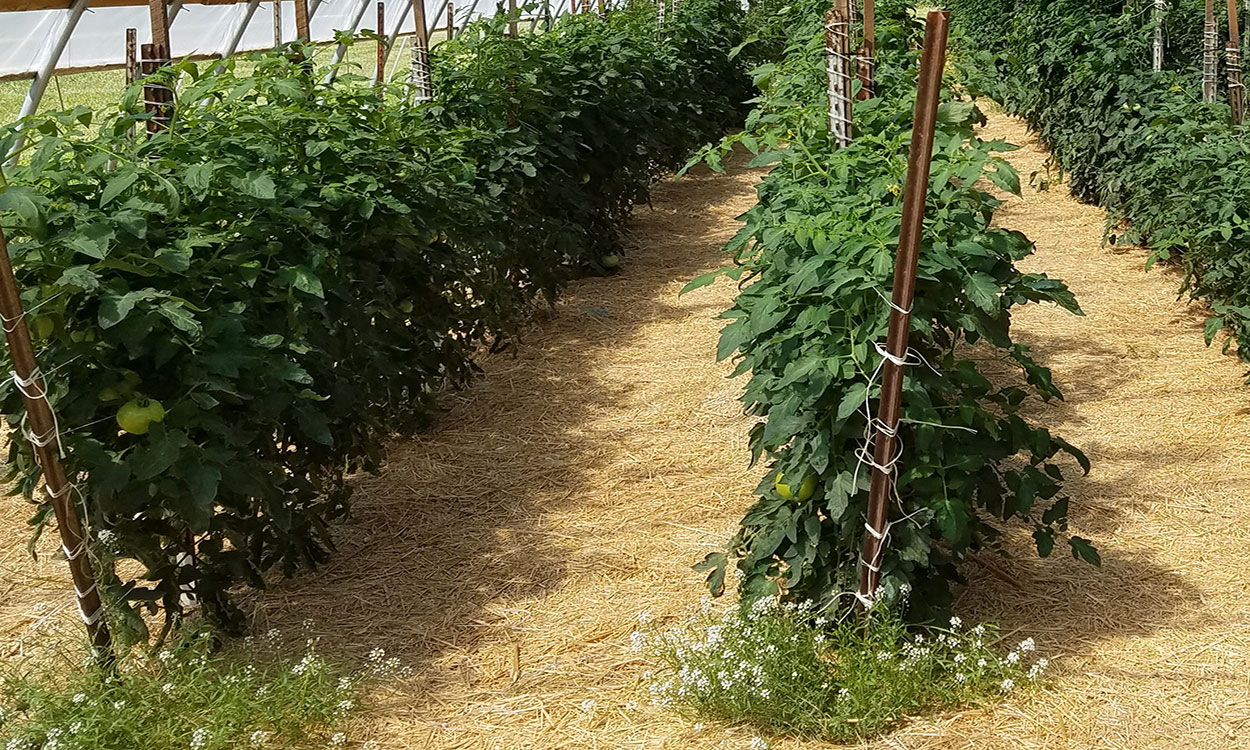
top-left (0, 34), bottom-right (455, 128)
top-left (0, 623), bottom-right (407, 750)
top-left (638, 596), bottom-right (1047, 744)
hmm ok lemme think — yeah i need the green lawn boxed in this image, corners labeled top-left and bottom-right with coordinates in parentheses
top-left (0, 37), bottom-right (453, 127)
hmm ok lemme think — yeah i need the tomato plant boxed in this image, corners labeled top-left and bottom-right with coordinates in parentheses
top-left (688, 0), bottom-right (1094, 619)
top-left (951, 0), bottom-right (1250, 375)
top-left (0, 0), bottom-right (749, 640)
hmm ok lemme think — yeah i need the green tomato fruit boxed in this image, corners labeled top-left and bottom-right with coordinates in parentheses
top-left (601, 254), bottom-right (621, 269)
top-left (116, 398), bottom-right (166, 435)
top-left (34, 316), bottom-right (55, 340)
top-left (582, 173), bottom-right (591, 184)
top-left (98, 386), bottom-right (121, 403)
top-left (775, 472), bottom-right (818, 502)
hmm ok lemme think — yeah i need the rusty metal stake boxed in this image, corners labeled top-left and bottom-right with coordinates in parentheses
top-left (0, 222), bottom-right (112, 660)
top-left (825, 5), bottom-right (853, 146)
top-left (375, 2), bottom-right (387, 87)
top-left (856, 10), bottom-right (949, 610)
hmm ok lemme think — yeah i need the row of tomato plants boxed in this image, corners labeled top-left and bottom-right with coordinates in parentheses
top-left (0, 0), bottom-right (750, 641)
top-left (689, 0), bottom-right (1095, 620)
top-left (951, 0), bottom-right (1250, 371)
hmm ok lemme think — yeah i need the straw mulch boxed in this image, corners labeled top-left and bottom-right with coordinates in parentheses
top-left (3, 113), bottom-right (1250, 749)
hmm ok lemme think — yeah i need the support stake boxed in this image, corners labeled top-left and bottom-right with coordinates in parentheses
top-left (1153, 0), bottom-right (1166, 72)
top-left (0, 221), bottom-right (112, 661)
top-left (855, 9), bottom-right (949, 610)
top-left (825, 4), bottom-right (853, 146)
top-left (857, 0), bottom-right (874, 98)
top-left (409, 0), bottom-right (433, 102)
top-left (1204, 0), bottom-right (1219, 102)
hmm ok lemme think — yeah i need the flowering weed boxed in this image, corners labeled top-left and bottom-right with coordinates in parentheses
top-left (0, 625), bottom-right (403, 749)
top-left (640, 598), bottom-right (1045, 743)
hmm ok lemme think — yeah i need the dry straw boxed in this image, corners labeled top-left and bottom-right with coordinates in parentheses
top-left (3, 115), bottom-right (1250, 747)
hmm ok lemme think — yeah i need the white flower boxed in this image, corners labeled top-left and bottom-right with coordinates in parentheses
top-left (977, 658), bottom-right (988, 668)
top-left (249, 730), bottom-right (270, 746)
top-left (953, 654), bottom-right (966, 664)
top-left (1006, 651), bottom-right (1020, 664)
top-left (692, 723), bottom-right (706, 732)
top-left (838, 688), bottom-right (849, 698)
top-left (637, 610), bottom-right (654, 624)
top-left (329, 734), bottom-right (347, 747)
top-left (190, 728), bottom-right (211, 750)
top-left (624, 700), bottom-right (639, 711)
top-left (629, 631), bottom-right (647, 653)
top-left (71, 693), bottom-right (87, 704)
top-left (954, 673), bottom-right (966, 683)
top-left (1018, 637), bottom-right (1036, 653)
top-left (949, 616), bottom-right (962, 629)
top-left (362, 743), bottom-right (380, 750)
top-left (336, 699), bottom-right (354, 713)
top-left (580, 698), bottom-right (597, 713)
top-left (69, 722), bottom-right (84, 735)
top-left (162, 683), bottom-right (175, 695)
top-left (970, 624), bottom-right (986, 637)
top-left (1000, 678), bottom-right (1015, 692)
top-left (750, 738), bottom-right (768, 750)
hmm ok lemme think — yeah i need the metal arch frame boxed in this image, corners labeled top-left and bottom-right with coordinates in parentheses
top-left (322, 0), bottom-right (373, 82)
top-left (6, 0), bottom-right (91, 163)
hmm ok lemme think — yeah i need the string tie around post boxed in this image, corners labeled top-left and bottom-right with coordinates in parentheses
top-left (11, 368), bottom-right (65, 458)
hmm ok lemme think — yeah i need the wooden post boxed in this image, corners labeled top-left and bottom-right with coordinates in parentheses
top-left (1205, 0), bottom-right (1219, 102)
top-left (294, 0), bottom-right (311, 40)
top-left (447, 0), bottom-right (454, 37)
top-left (125, 28), bottom-right (138, 87)
top-left (273, 0), bottom-right (282, 46)
top-left (409, 0), bottom-right (432, 102)
top-left (142, 0), bottom-right (172, 135)
top-left (856, 10), bottom-right (949, 610)
top-left (0, 222), bottom-right (112, 660)
top-left (1153, 0), bottom-right (1165, 72)
top-left (1229, 42), bottom-right (1244, 123)
top-left (825, 5), bottom-right (853, 146)
top-left (375, 2), bottom-right (386, 86)
top-left (140, 44), bottom-right (173, 135)
top-left (508, 0), bottom-right (517, 35)
top-left (857, 0), bottom-right (874, 98)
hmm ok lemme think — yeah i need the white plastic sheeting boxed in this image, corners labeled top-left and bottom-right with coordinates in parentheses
top-left (0, 0), bottom-right (503, 79)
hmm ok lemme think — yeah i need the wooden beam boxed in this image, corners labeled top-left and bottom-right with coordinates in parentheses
top-left (0, 0), bottom-right (247, 10)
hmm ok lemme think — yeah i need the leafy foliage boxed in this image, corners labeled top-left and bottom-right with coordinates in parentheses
top-left (0, 0), bottom-right (749, 639)
top-left (951, 0), bottom-right (1250, 371)
top-left (689, 0), bottom-right (1092, 619)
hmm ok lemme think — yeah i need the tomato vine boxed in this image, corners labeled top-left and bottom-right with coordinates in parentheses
top-left (0, 0), bottom-right (750, 640)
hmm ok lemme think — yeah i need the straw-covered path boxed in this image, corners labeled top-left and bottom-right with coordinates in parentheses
top-left (246, 113), bottom-right (1250, 749)
top-left (3, 110), bottom-right (1243, 748)
top-left (247, 114), bottom-right (1250, 749)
